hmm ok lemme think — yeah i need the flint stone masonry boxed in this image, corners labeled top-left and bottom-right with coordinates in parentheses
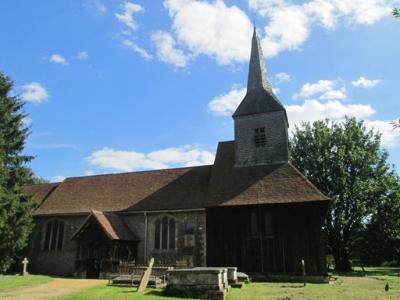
top-left (165, 267), bottom-right (229, 300)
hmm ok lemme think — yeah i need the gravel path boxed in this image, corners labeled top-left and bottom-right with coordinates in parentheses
top-left (0, 278), bottom-right (107, 300)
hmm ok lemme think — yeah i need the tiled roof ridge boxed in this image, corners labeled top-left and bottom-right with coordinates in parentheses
top-left (63, 164), bottom-right (213, 181)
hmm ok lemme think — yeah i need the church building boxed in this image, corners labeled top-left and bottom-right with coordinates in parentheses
top-left (26, 28), bottom-right (330, 279)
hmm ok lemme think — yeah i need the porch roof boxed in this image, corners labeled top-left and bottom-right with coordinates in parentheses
top-left (72, 210), bottom-right (139, 241)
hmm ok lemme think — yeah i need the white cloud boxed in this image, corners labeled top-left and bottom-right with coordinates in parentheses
top-left (208, 87), bottom-right (246, 116)
top-left (84, 170), bottom-right (95, 176)
top-left (49, 54), bottom-right (68, 65)
top-left (249, 0), bottom-right (395, 57)
top-left (52, 175), bottom-right (66, 182)
top-left (20, 82), bottom-right (49, 104)
top-left (86, 145), bottom-right (215, 172)
top-left (155, 0), bottom-right (397, 66)
top-left (275, 72), bottom-right (291, 83)
top-left (364, 120), bottom-right (400, 147)
top-left (162, 0), bottom-right (253, 65)
top-left (286, 99), bottom-right (375, 125)
top-left (261, 5), bottom-right (311, 57)
top-left (352, 76), bottom-right (381, 88)
top-left (122, 38), bottom-right (153, 60)
top-left (22, 117), bottom-right (32, 126)
top-left (151, 31), bottom-right (188, 67)
top-left (77, 51), bottom-right (89, 60)
top-left (293, 79), bottom-right (347, 101)
top-left (84, 0), bottom-right (107, 15)
top-left (115, 1), bottom-right (143, 31)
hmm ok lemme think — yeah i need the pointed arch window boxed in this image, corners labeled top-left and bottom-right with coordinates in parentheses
top-left (43, 219), bottom-right (64, 251)
top-left (154, 216), bottom-right (176, 251)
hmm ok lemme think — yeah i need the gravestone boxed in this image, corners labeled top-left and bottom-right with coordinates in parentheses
top-left (22, 257), bottom-right (29, 276)
top-left (137, 258), bottom-right (154, 292)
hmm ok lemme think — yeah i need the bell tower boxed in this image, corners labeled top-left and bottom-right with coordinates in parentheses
top-left (233, 28), bottom-right (289, 167)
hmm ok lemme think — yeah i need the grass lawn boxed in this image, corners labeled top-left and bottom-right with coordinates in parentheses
top-left (63, 267), bottom-right (400, 300)
top-left (0, 274), bottom-right (53, 290)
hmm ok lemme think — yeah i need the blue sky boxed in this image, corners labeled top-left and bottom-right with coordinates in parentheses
top-left (0, 0), bottom-right (399, 182)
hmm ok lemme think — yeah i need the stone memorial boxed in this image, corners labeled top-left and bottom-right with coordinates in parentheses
top-left (165, 267), bottom-right (229, 300)
top-left (22, 257), bottom-right (29, 276)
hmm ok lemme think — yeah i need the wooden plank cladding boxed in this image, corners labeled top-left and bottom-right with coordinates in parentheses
top-left (206, 202), bottom-right (328, 276)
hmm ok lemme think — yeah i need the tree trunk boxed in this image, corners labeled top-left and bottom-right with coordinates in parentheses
top-left (333, 246), bottom-right (351, 271)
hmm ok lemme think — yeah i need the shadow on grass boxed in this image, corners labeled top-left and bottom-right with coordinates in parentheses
top-left (279, 285), bottom-right (306, 289)
top-left (332, 267), bottom-right (400, 278)
top-left (145, 290), bottom-right (181, 298)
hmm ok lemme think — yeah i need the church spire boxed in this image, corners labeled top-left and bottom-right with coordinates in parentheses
top-left (247, 27), bottom-right (272, 92)
top-left (232, 27), bottom-right (286, 118)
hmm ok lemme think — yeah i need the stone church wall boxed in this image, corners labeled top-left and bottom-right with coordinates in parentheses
top-left (28, 209), bottom-right (206, 277)
top-left (28, 215), bottom-right (87, 276)
top-left (121, 209), bottom-right (206, 267)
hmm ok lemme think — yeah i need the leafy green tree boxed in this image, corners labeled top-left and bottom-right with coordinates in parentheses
top-left (393, 8), bottom-right (400, 18)
top-left (0, 72), bottom-right (34, 272)
top-left (290, 118), bottom-right (399, 271)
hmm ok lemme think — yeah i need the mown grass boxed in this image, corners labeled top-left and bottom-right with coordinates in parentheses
top-left (63, 267), bottom-right (400, 300)
top-left (0, 274), bottom-right (53, 290)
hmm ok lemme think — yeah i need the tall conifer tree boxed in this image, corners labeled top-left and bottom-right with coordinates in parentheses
top-left (0, 72), bottom-right (34, 272)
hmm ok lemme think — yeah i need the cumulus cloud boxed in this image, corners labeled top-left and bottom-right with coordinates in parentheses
top-left (52, 175), bottom-right (66, 182)
top-left (156, 0), bottom-right (397, 66)
top-left (249, 0), bottom-right (395, 57)
top-left (122, 38), bottom-right (153, 60)
top-left (77, 51), bottom-right (89, 60)
top-left (20, 82), bottom-right (49, 104)
top-left (275, 72), bottom-right (291, 83)
top-left (152, 31), bottom-right (189, 67)
top-left (86, 145), bottom-right (215, 172)
top-left (293, 79), bottom-right (347, 101)
top-left (84, 0), bottom-right (107, 15)
top-left (286, 99), bottom-right (375, 125)
top-left (364, 120), bottom-right (400, 147)
top-left (49, 54), bottom-right (68, 65)
top-left (208, 87), bottom-right (246, 116)
top-left (22, 117), bottom-right (32, 126)
top-left (161, 0), bottom-right (253, 65)
top-left (115, 1), bottom-right (143, 31)
top-left (352, 76), bottom-right (381, 88)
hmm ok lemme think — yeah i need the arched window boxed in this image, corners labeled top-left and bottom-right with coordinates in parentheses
top-left (154, 216), bottom-right (176, 251)
top-left (43, 219), bottom-right (64, 251)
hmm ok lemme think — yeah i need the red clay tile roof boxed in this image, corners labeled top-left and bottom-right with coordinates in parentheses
top-left (24, 183), bottom-right (60, 208)
top-left (30, 141), bottom-right (328, 215)
top-left (72, 210), bottom-right (138, 241)
top-left (34, 166), bottom-right (211, 215)
top-left (205, 141), bottom-right (329, 207)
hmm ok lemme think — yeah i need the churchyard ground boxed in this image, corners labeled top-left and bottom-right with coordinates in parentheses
top-left (0, 267), bottom-right (399, 300)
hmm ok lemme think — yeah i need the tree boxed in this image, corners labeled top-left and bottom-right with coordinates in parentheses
top-left (393, 8), bottom-right (400, 18)
top-left (290, 118), bottom-right (399, 271)
top-left (0, 72), bottom-right (34, 273)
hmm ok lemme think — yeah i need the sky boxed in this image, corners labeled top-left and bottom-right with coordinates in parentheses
top-left (0, 0), bottom-right (399, 182)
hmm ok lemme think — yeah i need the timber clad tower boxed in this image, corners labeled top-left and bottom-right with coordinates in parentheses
top-left (26, 28), bottom-right (330, 279)
top-left (233, 28), bottom-right (289, 167)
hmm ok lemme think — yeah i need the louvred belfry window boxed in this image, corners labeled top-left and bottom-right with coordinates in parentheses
top-left (43, 219), bottom-right (64, 251)
top-left (154, 216), bottom-right (176, 251)
top-left (254, 127), bottom-right (266, 147)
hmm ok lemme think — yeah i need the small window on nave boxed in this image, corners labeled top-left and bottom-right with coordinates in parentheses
top-left (254, 127), bottom-right (266, 148)
top-left (43, 219), bottom-right (64, 251)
